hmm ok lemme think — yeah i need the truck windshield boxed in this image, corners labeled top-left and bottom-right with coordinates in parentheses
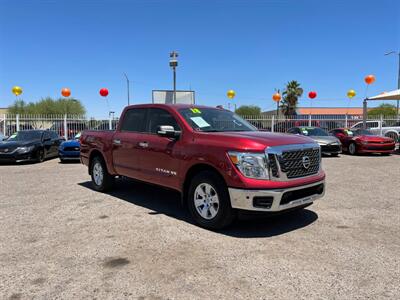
top-left (178, 108), bottom-right (257, 132)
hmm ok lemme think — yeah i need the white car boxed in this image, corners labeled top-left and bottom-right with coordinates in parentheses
top-left (351, 121), bottom-right (400, 141)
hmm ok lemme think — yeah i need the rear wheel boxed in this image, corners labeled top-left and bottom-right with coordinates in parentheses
top-left (90, 156), bottom-right (114, 192)
top-left (187, 171), bottom-right (235, 230)
top-left (348, 143), bottom-right (357, 155)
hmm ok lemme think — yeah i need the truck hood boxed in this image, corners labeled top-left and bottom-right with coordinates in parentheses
top-left (196, 131), bottom-right (317, 151)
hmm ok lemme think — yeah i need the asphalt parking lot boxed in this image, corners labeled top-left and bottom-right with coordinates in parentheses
top-left (0, 154), bottom-right (399, 299)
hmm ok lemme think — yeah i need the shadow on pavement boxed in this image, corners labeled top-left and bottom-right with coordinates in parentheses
top-left (78, 178), bottom-right (318, 238)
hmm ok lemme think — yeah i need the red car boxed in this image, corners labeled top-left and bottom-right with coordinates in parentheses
top-left (330, 128), bottom-right (395, 155)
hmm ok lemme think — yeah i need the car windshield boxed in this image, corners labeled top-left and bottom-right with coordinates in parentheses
top-left (7, 131), bottom-right (43, 141)
top-left (354, 129), bottom-right (374, 136)
top-left (178, 108), bottom-right (257, 132)
top-left (299, 127), bottom-right (328, 136)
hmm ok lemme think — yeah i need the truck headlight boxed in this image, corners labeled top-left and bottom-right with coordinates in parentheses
top-left (17, 146), bottom-right (34, 153)
top-left (228, 152), bottom-right (269, 179)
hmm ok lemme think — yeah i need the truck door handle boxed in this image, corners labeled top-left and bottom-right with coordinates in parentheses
top-left (113, 139), bottom-right (121, 145)
top-left (138, 142), bottom-right (148, 148)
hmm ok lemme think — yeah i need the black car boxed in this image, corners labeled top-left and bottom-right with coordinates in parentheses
top-left (0, 130), bottom-right (62, 163)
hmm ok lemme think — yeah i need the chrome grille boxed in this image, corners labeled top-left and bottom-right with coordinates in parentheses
top-left (266, 143), bottom-right (321, 181)
top-left (267, 154), bottom-right (279, 178)
top-left (280, 148), bottom-right (320, 178)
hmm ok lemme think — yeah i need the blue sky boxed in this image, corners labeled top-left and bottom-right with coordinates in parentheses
top-left (1, 0), bottom-right (399, 116)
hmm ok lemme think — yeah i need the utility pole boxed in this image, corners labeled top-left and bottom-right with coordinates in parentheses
top-left (385, 51), bottom-right (400, 119)
top-left (169, 51), bottom-right (179, 104)
top-left (123, 73), bottom-right (130, 106)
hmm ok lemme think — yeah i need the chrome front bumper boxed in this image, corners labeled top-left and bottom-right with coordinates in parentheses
top-left (228, 180), bottom-right (325, 212)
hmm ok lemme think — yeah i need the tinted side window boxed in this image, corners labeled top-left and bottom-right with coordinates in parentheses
top-left (43, 131), bottom-right (51, 140)
top-left (120, 108), bottom-right (147, 132)
top-left (147, 108), bottom-right (180, 134)
top-left (51, 131), bottom-right (59, 139)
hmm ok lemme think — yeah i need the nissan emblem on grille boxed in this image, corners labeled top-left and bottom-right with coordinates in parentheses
top-left (302, 156), bottom-right (310, 169)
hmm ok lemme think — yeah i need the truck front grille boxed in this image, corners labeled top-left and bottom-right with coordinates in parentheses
top-left (266, 144), bottom-right (321, 181)
top-left (280, 148), bottom-right (320, 179)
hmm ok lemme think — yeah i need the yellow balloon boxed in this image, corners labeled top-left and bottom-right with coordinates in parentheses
top-left (347, 89), bottom-right (356, 99)
top-left (227, 89), bottom-right (235, 99)
top-left (12, 86), bottom-right (23, 96)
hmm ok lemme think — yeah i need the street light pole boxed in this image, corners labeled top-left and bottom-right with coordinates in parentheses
top-left (123, 73), bottom-right (130, 106)
top-left (385, 51), bottom-right (400, 119)
top-left (169, 51), bottom-right (178, 104)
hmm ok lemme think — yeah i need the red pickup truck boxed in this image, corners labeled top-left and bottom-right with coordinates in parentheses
top-left (80, 104), bottom-right (325, 229)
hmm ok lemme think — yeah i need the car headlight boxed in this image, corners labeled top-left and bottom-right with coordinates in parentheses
top-left (17, 146), bottom-right (34, 153)
top-left (228, 152), bottom-right (269, 179)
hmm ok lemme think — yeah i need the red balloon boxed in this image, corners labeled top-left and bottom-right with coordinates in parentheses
top-left (61, 88), bottom-right (71, 97)
top-left (364, 75), bottom-right (375, 85)
top-left (99, 88), bottom-right (109, 97)
top-left (308, 91), bottom-right (317, 99)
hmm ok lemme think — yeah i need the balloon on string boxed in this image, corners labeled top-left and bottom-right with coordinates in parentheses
top-left (227, 90), bottom-right (235, 99)
top-left (99, 88), bottom-right (109, 97)
top-left (364, 75), bottom-right (376, 85)
top-left (12, 86), bottom-right (23, 96)
top-left (272, 92), bottom-right (281, 102)
top-left (61, 88), bottom-right (71, 97)
top-left (347, 89), bottom-right (356, 99)
top-left (308, 91), bottom-right (317, 99)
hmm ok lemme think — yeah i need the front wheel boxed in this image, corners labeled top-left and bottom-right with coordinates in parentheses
top-left (36, 148), bottom-right (46, 163)
top-left (187, 171), bottom-right (235, 230)
top-left (90, 156), bottom-right (115, 192)
top-left (348, 143), bottom-right (357, 155)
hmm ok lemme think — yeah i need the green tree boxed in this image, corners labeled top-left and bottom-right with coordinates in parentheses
top-left (235, 105), bottom-right (262, 116)
top-left (8, 97), bottom-right (86, 115)
top-left (368, 104), bottom-right (397, 117)
top-left (280, 80), bottom-right (303, 116)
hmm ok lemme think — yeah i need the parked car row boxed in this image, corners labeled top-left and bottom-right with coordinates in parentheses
top-left (285, 126), bottom-right (396, 155)
top-left (0, 130), bottom-right (81, 163)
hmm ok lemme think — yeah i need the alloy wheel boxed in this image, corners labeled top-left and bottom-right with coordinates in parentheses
top-left (194, 183), bottom-right (220, 220)
top-left (93, 162), bottom-right (104, 186)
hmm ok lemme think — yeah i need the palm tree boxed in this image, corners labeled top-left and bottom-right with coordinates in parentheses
top-left (280, 80), bottom-right (303, 116)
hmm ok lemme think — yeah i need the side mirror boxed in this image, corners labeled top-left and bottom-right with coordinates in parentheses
top-left (157, 125), bottom-right (180, 139)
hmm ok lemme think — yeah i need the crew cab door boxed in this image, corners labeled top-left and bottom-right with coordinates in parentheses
top-left (112, 108), bottom-right (147, 179)
top-left (136, 108), bottom-right (183, 190)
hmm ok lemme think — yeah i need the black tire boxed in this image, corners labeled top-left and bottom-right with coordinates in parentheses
top-left (37, 148), bottom-right (46, 163)
top-left (90, 156), bottom-right (115, 192)
top-left (187, 171), bottom-right (235, 230)
top-left (348, 142), bottom-right (357, 155)
top-left (59, 158), bottom-right (65, 163)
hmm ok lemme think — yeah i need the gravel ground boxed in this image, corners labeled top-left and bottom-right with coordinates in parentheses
top-left (0, 154), bottom-right (399, 300)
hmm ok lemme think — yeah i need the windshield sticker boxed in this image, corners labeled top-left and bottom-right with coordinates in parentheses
top-left (190, 108), bottom-right (201, 114)
top-left (302, 130), bottom-right (308, 135)
top-left (190, 116), bottom-right (210, 128)
top-left (9, 133), bottom-right (17, 139)
top-left (344, 130), bottom-right (353, 136)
